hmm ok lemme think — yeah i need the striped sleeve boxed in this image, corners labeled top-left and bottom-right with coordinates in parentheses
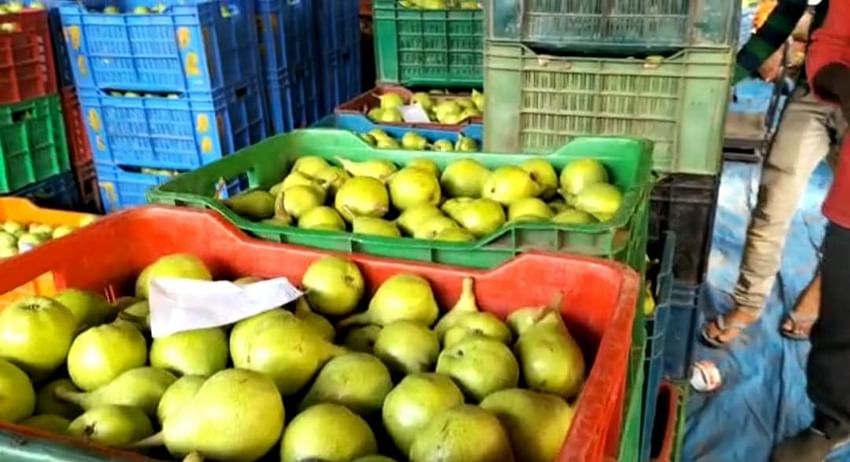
top-left (735, 0), bottom-right (809, 82)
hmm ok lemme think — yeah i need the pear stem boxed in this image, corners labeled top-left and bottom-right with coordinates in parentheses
top-left (337, 312), bottom-right (371, 328)
top-left (452, 277), bottom-right (478, 313)
top-left (125, 432), bottom-right (165, 449)
top-left (54, 386), bottom-right (88, 408)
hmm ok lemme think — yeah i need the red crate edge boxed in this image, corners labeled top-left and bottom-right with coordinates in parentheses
top-left (0, 8), bottom-right (58, 105)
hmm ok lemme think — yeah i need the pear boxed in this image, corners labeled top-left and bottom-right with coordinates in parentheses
top-left (409, 404), bottom-right (515, 462)
top-left (68, 405), bottom-right (153, 446)
top-left (335, 176), bottom-right (390, 222)
top-left (342, 325), bottom-right (382, 352)
top-left (445, 198), bottom-right (506, 237)
top-left (0, 358), bottom-right (35, 422)
top-left (156, 375), bottom-right (205, 424)
top-left (150, 328), bottom-right (229, 376)
top-left (434, 277), bottom-right (478, 338)
top-left (302, 256), bottom-right (365, 317)
top-left (574, 183), bottom-right (623, 221)
top-left (514, 309), bottom-right (585, 399)
top-left (354, 457), bottom-right (397, 462)
top-left (21, 414), bottom-right (70, 434)
top-left (376, 137), bottom-right (401, 149)
top-left (281, 403), bottom-right (377, 462)
top-left (506, 307), bottom-right (545, 336)
top-left (261, 214), bottom-right (294, 227)
top-left (508, 198), bottom-right (554, 222)
top-left (432, 139), bottom-right (454, 151)
top-left (52, 225), bottom-right (74, 239)
top-left (67, 322), bottom-right (149, 391)
top-left (480, 388), bottom-right (575, 462)
top-left (435, 335), bottom-right (519, 402)
top-left (408, 158), bottom-right (440, 177)
top-left (117, 300), bottom-right (150, 332)
top-left (293, 298), bottom-right (335, 341)
top-left (0, 296), bottom-right (76, 379)
top-left (520, 159), bottom-right (558, 199)
top-left (298, 206), bottom-right (346, 231)
top-left (135, 253), bottom-right (211, 298)
top-left (433, 100), bottom-right (463, 123)
top-left (482, 166), bottom-right (541, 205)
top-left (374, 320), bottom-right (439, 374)
top-left (37, 379), bottom-right (81, 419)
top-left (379, 109), bottom-right (404, 123)
top-left (396, 205), bottom-right (444, 236)
top-left (552, 209), bottom-right (596, 224)
top-left (388, 167), bottom-right (441, 210)
top-left (282, 185), bottom-right (325, 219)
top-left (442, 311), bottom-right (511, 346)
top-left (471, 89), bottom-right (485, 111)
top-left (414, 215), bottom-right (461, 240)
top-left (281, 170), bottom-right (323, 193)
top-left (559, 158), bottom-right (609, 196)
top-left (299, 353), bottom-right (393, 415)
top-left (340, 274), bottom-right (439, 327)
top-left (230, 310), bottom-right (347, 395)
top-left (440, 159), bottom-right (491, 198)
top-left (379, 93), bottom-right (406, 109)
top-left (368, 107), bottom-right (385, 122)
top-left (457, 98), bottom-right (476, 110)
top-left (54, 289), bottom-right (114, 331)
top-left (454, 134), bottom-right (478, 152)
top-left (293, 156), bottom-right (330, 177)
top-left (435, 227), bottom-right (475, 242)
top-left (222, 190), bottom-right (275, 220)
top-left (55, 367), bottom-right (176, 416)
top-left (368, 128), bottom-right (392, 140)
top-left (353, 217), bottom-right (401, 237)
top-left (382, 373), bottom-right (464, 454)
top-left (411, 92), bottom-right (434, 110)
top-left (548, 200), bottom-right (570, 214)
top-left (313, 166), bottom-right (350, 196)
top-left (401, 132), bottom-right (428, 150)
top-left (337, 158), bottom-right (398, 182)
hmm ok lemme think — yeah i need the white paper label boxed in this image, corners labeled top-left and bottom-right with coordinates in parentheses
top-left (148, 277), bottom-right (302, 338)
top-left (400, 104), bottom-right (432, 123)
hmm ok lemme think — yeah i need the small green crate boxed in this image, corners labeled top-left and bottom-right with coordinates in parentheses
top-left (373, 0), bottom-right (484, 88)
top-left (148, 129), bottom-right (652, 270)
top-left (0, 95), bottom-right (71, 194)
top-left (483, 44), bottom-right (734, 175)
top-left (619, 339), bottom-right (647, 462)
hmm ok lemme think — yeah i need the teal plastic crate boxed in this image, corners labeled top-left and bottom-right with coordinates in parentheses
top-left (483, 43), bottom-right (734, 175)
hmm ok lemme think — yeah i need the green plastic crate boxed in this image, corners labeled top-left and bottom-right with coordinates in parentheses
top-left (0, 95), bottom-right (71, 193)
top-left (373, 0), bottom-right (484, 88)
top-left (483, 44), bottom-right (734, 175)
top-left (671, 381), bottom-right (689, 462)
top-left (148, 129), bottom-right (653, 270)
top-left (619, 339), bottom-right (647, 462)
top-left (485, 0), bottom-right (740, 54)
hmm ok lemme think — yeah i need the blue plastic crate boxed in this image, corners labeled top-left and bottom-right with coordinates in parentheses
top-left (314, 0), bottom-right (361, 115)
top-left (10, 171), bottom-right (80, 210)
top-left (312, 114), bottom-right (483, 145)
top-left (79, 79), bottom-right (267, 170)
top-left (59, 0), bottom-right (260, 93)
top-left (640, 232), bottom-right (676, 462)
top-left (257, 0), bottom-right (321, 133)
top-left (663, 281), bottom-right (702, 380)
top-left (730, 78), bottom-right (775, 115)
top-left (95, 162), bottom-right (178, 213)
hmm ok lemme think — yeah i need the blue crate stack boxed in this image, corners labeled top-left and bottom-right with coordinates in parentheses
top-left (58, 0), bottom-right (267, 212)
top-left (314, 0), bottom-right (361, 115)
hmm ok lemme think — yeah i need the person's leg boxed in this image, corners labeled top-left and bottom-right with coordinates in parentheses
top-left (704, 91), bottom-right (834, 346)
top-left (772, 223), bottom-right (850, 462)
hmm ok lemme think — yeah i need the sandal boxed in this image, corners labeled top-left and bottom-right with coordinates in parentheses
top-left (780, 312), bottom-right (818, 340)
top-left (701, 315), bottom-right (753, 348)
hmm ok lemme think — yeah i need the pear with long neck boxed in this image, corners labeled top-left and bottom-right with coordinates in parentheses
top-left (55, 367), bottom-right (176, 417)
top-left (293, 298), bottom-right (335, 342)
top-left (336, 157), bottom-right (398, 183)
top-left (514, 306), bottom-right (585, 399)
top-left (434, 277), bottom-right (478, 339)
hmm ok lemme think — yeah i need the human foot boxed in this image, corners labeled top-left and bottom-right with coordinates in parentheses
top-left (780, 274), bottom-right (821, 340)
top-left (701, 309), bottom-right (760, 348)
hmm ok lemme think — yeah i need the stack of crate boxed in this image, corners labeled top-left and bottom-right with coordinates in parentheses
top-left (57, 0), bottom-right (267, 213)
top-left (0, 4), bottom-right (80, 209)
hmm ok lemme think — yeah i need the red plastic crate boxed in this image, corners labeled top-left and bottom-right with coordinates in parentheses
top-left (73, 160), bottom-right (101, 213)
top-left (0, 206), bottom-right (639, 462)
top-left (0, 8), bottom-right (58, 105)
top-left (60, 86), bottom-right (91, 168)
top-left (651, 382), bottom-right (683, 462)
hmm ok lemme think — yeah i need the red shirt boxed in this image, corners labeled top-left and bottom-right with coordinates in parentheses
top-left (807, 0), bottom-right (850, 227)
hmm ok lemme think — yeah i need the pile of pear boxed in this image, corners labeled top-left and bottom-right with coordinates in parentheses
top-left (399, 0), bottom-right (481, 10)
top-left (222, 154), bottom-right (624, 242)
top-left (0, 215), bottom-right (97, 259)
top-left (357, 128), bottom-right (479, 152)
top-left (367, 90), bottom-right (484, 125)
top-left (0, 252), bottom-right (587, 462)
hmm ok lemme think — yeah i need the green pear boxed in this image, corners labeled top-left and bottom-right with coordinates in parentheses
top-left (408, 158), bottom-right (440, 176)
top-left (298, 206), bottom-right (346, 231)
top-left (440, 159), bottom-right (491, 198)
top-left (115, 299), bottom-right (150, 332)
top-left (508, 198), bottom-right (554, 222)
top-left (282, 185), bottom-right (325, 219)
top-left (0, 231), bottom-right (16, 248)
top-left (56, 367), bottom-right (176, 416)
top-left (411, 92), bottom-right (434, 110)
top-left (377, 108), bottom-right (404, 123)
top-left (434, 277), bottom-right (478, 338)
top-left (401, 132), bottom-right (428, 150)
top-left (374, 320), bottom-right (439, 374)
top-left (150, 328), bottom-right (229, 376)
top-left (514, 309), bottom-right (585, 399)
top-left (559, 159), bottom-right (609, 196)
top-left (156, 375), bottom-right (205, 424)
top-left (435, 227), bottom-right (475, 242)
top-left (0, 245), bottom-right (18, 259)
top-left (67, 322), bottom-right (148, 391)
top-left (280, 170), bottom-right (324, 193)
top-left (520, 159), bottom-right (559, 199)
top-left (293, 298), bottom-right (335, 341)
top-left (342, 325), bottom-right (382, 352)
top-left (281, 403), bottom-right (377, 462)
top-left (548, 200), bottom-right (570, 214)
top-left (222, 190), bottom-right (276, 220)
top-left (368, 107), bottom-right (385, 122)
top-left (360, 133), bottom-right (377, 146)
top-left (471, 89), bottom-right (485, 110)
top-left (574, 183), bottom-right (623, 221)
top-left (230, 310), bottom-right (347, 395)
top-left (0, 296), bottom-right (76, 379)
top-left (506, 307), bottom-right (546, 336)
top-left (388, 167), bottom-right (441, 210)
top-left (414, 215), bottom-right (461, 240)
top-left (340, 274), bottom-right (439, 327)
top-left (313, 166), bottom-right (351, 196)
top-left (52, 225), bottom-right (75, 239)
top-left (409, 405), bottom-right (515, 462)
top-left (444, 198), bottom-right (506, 238)
top-left (382, 373), bottom-right (464, 454)
top-left (353, 217), bottom-right (401, 237)
top-left (0, 358), bottom-right (35, 422)
top-left (29, 223), bottom-right (53, 236)
top-left (301, 256), bottom-right (365, 317)
top-left (135, 253), bottom-right (212, 298)
top-left (335, 176), bottom-right (390, 222)
top-left (293, 156), bottom-right (330, 177)
top-left (379, 93), bottom-right (406, 110)
top-left (2, 221), bottom-right (23, 235)
top-left (480, 388), bottom-right (575, 462)
top-left (396, 205), bottom-right (444, 236)
top-left (54, 289), bottom-right (114, 331)
top-left (420, 0), bottom-right (448, 9)
top-left (368, 129), bottom-right (393, 140)
top-left (454, 134), bottom-right (478, 152)
top-left (552, 209), bottom-right (596, 224)
top-left (354, 457), bottom-right (397, 462)
top-left (432, 139), bottom-right (454, 151)
top-left (435, 335), bottom-right (519, 402)
top-left (261, 214), bottom-right (294, 227)
top-left (337, 158), bottom-right (398, 182)
top-left (433, 100), bottom-right (462, 123)
top-left (376, 137), bottom-right (401, 149)
top-left (299, 353), bottom-right (393, 415)
top-left (68, 405), bottom-right (153, 446)
top-left (21, 414), bottom-right (70, 434)
top-left (442, 311), bottom-right (512, 347)
top-left (456, 98), bottom-right (476, 110)
top-left (37, 379), bottom-right (81, 419)
top-left (16, 233), bottom-right (48, 252)
top-left (482, 166), bottom-right (541, 205)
